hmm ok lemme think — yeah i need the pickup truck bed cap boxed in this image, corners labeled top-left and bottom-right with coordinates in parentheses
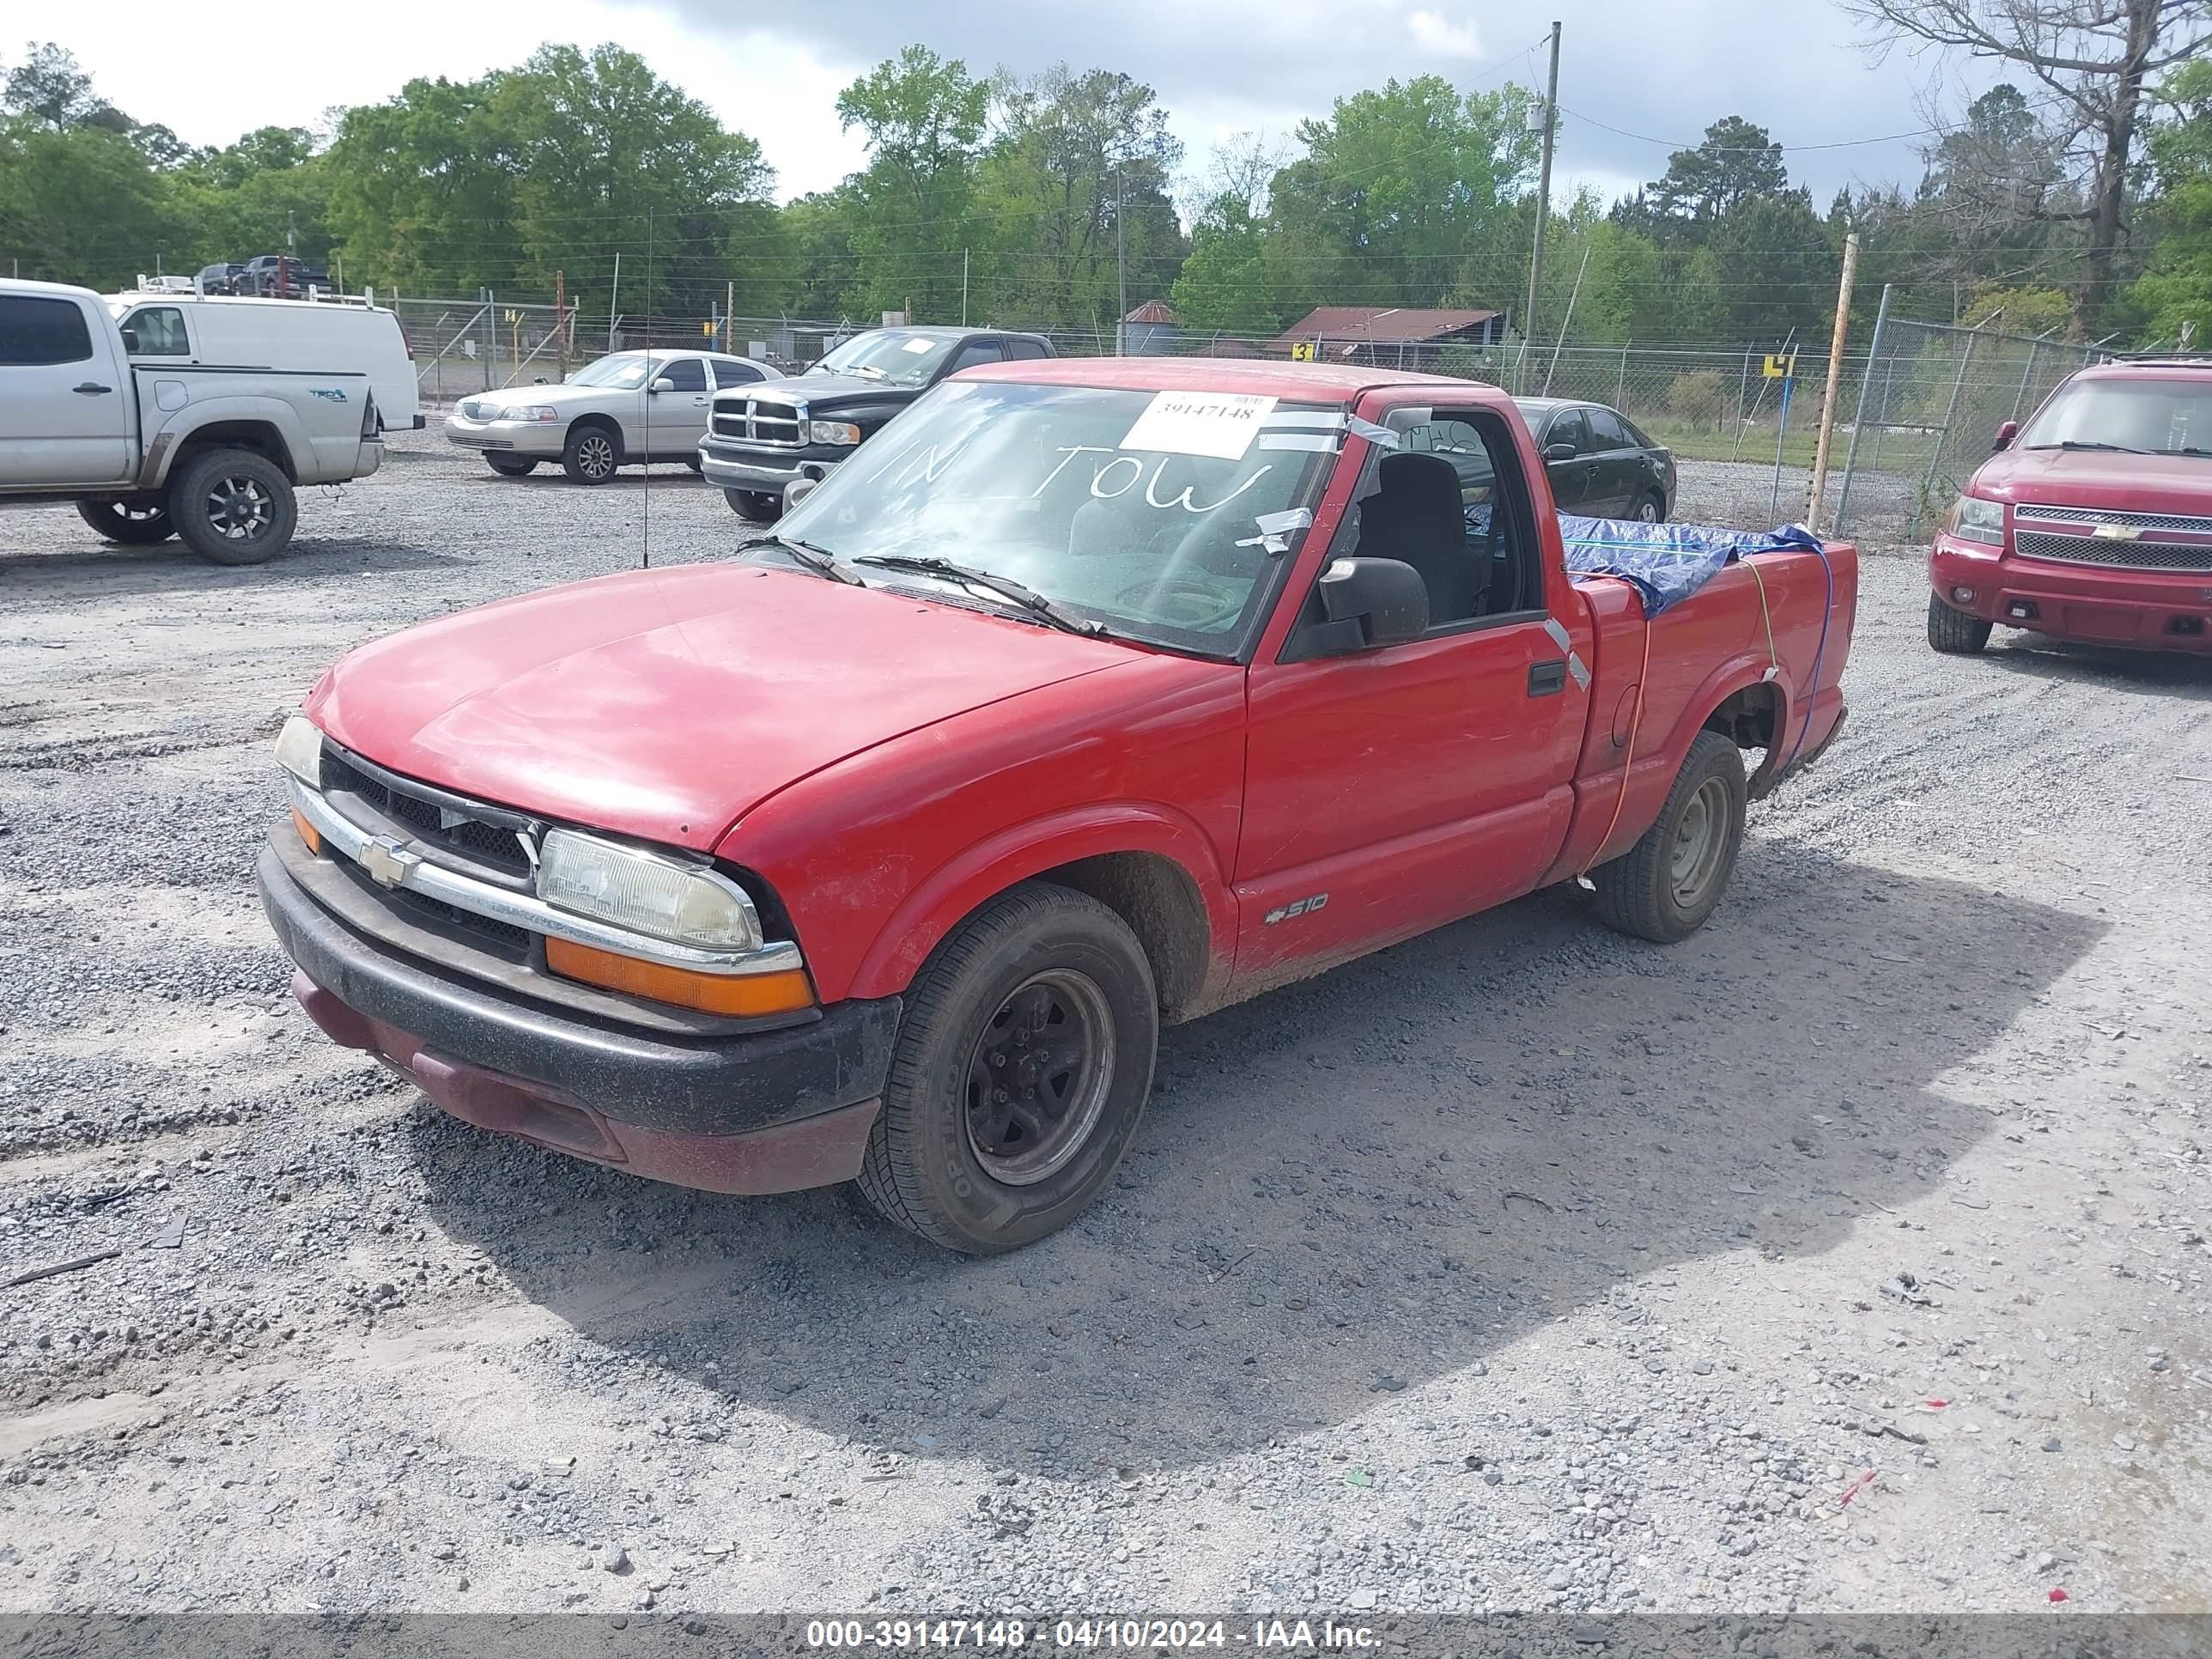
top-left (952, 356), bottom-right (1481, 402)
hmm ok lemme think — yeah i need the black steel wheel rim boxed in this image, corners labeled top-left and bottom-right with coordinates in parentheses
top-left (1668, 775), bottom-right (1731, 908)
top-left (207, 477), bottom-right (273, 539)
top-left (963, 969), bottom-right (1115, 1187)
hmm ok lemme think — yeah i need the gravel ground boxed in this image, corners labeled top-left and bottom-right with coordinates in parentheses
top-left (0, 425), bottom-right (2207, 1620)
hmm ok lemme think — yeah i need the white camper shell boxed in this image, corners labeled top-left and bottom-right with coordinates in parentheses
top-left (105, 293), bottom-right (422, 432)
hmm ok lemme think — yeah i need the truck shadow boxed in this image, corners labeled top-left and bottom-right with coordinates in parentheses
top-left (410, 841), bottom-right (2103, 1476)
top-left (1979, 635), bottom-right (2212, 697)
top-left (0, 536), bottom-right (460, 586)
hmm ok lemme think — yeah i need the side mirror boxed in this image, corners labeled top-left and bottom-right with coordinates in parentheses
top-left (1993, 419), bottom-right (2018, 452)
top-left (783, 477), bottom-right (820, 511)
top-left (1316, 556), bottom-right (1428, 649)
top-left (1543, 441), bottom-right (1577, 463)
top-left (650, 377), bottom-right (676, 395)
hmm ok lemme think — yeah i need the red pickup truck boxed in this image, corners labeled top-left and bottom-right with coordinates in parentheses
top-left (258, 359), bottom-right (1856, 1252)
top-left (1928, 358), bottom-right (2212, 655)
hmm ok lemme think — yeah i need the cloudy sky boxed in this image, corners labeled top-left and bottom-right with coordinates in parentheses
top-left (36, 0), bottom-right (1986, 208)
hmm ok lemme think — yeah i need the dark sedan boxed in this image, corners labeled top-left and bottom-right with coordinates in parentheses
top-left (1511, 397), bottom-right (1676, 521)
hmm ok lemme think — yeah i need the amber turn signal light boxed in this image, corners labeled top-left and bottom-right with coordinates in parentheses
top-left (291, 808), bottom-right (322, 854)
top-left (544, 936), bottom-right (815, 1018)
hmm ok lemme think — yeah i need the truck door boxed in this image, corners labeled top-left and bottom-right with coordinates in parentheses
top-left (0, 290), bottom-right (133, 487)
top-left (1236, 401), bottom-right (1591, 980)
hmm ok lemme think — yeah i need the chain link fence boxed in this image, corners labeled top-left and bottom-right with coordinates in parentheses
top-left (363, 285), bottom-right (2101, 545)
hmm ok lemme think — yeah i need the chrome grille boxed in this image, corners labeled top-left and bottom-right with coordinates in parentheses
top-left (2017, 502), bottom-right (2212, 538)
top-left (710, 395), bottom-right (806, 447)
top-left (2014, 530), bottom-right (2212, 572)
top-left (319, 748), bottom-right (534, 881)
top-left (459, 399), bottom-right (495, 422)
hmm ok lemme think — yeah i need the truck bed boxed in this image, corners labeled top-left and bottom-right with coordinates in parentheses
top-left (1547, 539), bottom-right (1858, 883)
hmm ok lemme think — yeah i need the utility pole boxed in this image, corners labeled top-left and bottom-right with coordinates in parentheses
top-left (962, 248), bottom-right (970, 327)
top-left (1115, 164), bottom-right (1127, 351)
top-left (1519, 20), bottom-right (1562, 394)
top-left (286, 210), bottom-right (297, 253)
top-left (555, 269), bottom-right (568, 380)
top-left (1805, 231), bottom-right (1860, 532)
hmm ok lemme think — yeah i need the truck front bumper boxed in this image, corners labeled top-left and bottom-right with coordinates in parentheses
top-left (258, 842), bottom-right (900, 1194)
top-left (1930, 537), bottom-right (2212, 653)
top-left (697, 444), bottom-right (844, 495)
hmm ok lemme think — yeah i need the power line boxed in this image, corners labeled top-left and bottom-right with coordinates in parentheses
top-left (1553, 106), bottom-right (1962, 154)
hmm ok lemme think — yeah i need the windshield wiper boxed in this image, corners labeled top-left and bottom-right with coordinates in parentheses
top-left (2164, 446), bottom-right (2212, 458)
top-left (852, 555), bottom-right (1106, 636)
top-left (739, 532), bottom-right (865, 585)
top-left (2027, 440), bottom-right (2152, 454)
top-left (842, 362), bottom-right (890, 382)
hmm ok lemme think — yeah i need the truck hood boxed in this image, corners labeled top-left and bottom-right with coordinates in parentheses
top-left (1968, 447), bottom-right (2212, 516)
top-left (747, 373), bottom-right (919, 412)
top-left (304, 562), bottom-right (1135, 851)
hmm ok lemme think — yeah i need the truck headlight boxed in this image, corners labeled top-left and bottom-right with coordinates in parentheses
top-left (275, 714), bottom-right (324, 787)
top-left (534, 829), bottom-right (763, 951)
top-left (810, 421), bottom-right (862, 446)
top-left (1949, 495), bottom-right (2005, 546)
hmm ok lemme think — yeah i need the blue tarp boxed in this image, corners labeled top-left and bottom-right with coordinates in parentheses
top-left (1555, 514), bottom-right (1821, 617)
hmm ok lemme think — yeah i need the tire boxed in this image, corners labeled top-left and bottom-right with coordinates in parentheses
top-left (684, 456), bottom-right (703, 473)
top-left (76, 497), bottom-right (175, 545)
top-left (1632, 491), bottom-right (1665, 525)
top-left (856, 882), bottom-right (1158, 1254)
top-left (1592, 729), bottom-right (1747, 944)
top-left (485, 454), bottom-right (538, 477)
top-left (167, 447), bottom-right (296, 566)
top-left (561, 423), bottom-right (620, 485)
top-left (1926, 591), bottom-right (1993, 655)
top-left (725, 488), bottom-right (780, 522)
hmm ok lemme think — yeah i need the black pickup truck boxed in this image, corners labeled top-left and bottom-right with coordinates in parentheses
top-left (698, 325), bottom-right (1054, 521)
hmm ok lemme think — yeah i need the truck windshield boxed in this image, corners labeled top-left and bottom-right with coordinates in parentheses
top-left (763, 380), bottom-right (1339, 654)
top-left (815, 331), bottom-right (957, 386)
top-left (569, 354), bottom-right (663, 389)
top-left (2020, 378), bottom-right (2212, 457)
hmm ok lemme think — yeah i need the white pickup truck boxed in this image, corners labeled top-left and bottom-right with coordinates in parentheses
top-left (0, 278), bottom-right (384, 565)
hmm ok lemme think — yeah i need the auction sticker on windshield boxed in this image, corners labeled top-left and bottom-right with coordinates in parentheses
top-left (1121, 391), bottom-right (1278, 460)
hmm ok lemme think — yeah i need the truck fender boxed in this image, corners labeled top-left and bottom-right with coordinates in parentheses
top-left (1669, 656), bottom-right (1793, 788)
top-left (138, 395), bottom-right (315, 489)
top-left (844, 804), bottom-right (1237, 1012)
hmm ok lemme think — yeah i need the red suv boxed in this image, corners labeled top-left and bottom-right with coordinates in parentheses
top-left (1927, 359), bottom-right (2212, 656)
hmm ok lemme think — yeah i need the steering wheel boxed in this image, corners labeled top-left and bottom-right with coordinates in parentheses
top-left (1114, 574), bottom-right (1242, 630)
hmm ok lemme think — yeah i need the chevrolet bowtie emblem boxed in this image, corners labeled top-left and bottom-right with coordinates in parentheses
top-left (2090, 522), bottom-right (2142, 540)
top-left (359, 836), bottom-right (418, 890)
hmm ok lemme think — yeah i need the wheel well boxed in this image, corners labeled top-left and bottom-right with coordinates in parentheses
top-left (1702, 682), bottom-right (1780, 751)
top-left (173, 423), bottom-right (294, 482)
top-left (568, 414), bottom-right (624, 459)
top-left (1036, 852), bottom-right (1211, 1021)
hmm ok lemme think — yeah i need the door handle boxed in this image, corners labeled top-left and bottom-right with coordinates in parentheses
top-left (74, 382), bottom-right (113, 395)
top-left (1528, 659), bottom-right (1567, 696)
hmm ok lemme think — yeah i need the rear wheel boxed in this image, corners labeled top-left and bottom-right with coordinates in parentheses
top-left (1592, 729), bottom-right (1747, 944)
top-left (485, 454), bottom-right (538, 477)
top-left (167, 448), bottom-right (296, 565)
top-left (1926, 591), bottom-right (1992, 655)
top-left (1632, 490), bottom-right (1665, 524)
top-left (856, 882), bottom-right (1158, 1254)
top-left (76, 497), bottom-right (175, 544)
top-left (725, 488), bottom-right (780, 523)
top-left (561, 424), bottom-right (620, 485)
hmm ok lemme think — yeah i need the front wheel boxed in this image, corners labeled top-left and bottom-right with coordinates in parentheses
top-left (1591, 729), bottom-right (1747, 944)
top-left (856, 882), bottom-right (1158, 1253)
top-left (167, 448), bottom-right (296, 565)
top-left (1926, 591), bottom-right (1992, 655)
top-left (561, 425), bottom-right (620, 485)
top-left (725, 488), bottom-right (780, 522)
top-left (485, 454), bottom-right (538, 477)
top-left (76, 497), bottom-right (175, 544)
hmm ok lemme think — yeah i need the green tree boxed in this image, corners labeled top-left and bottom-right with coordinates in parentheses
top-left (324, 75), bottom-right (514, 293)
top-left (1267, 77), bottom-right (1535, 309)
top-left (2125, 58), bottom-right (2212, 345)
top-left (836, 46), bottom-right (989, 320)
top-left (1636, 116), bottom-right (1790, 234)
top-left (0, 119), bottom-right (176, 284)
top-left (968, 64), bottom-right (1183, 329)
top-left (1169, 193), bottom-right (1276, 334)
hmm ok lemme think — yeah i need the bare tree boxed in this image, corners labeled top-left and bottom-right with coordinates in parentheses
top-left (1847, 0), bottom-right (2212, 329)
